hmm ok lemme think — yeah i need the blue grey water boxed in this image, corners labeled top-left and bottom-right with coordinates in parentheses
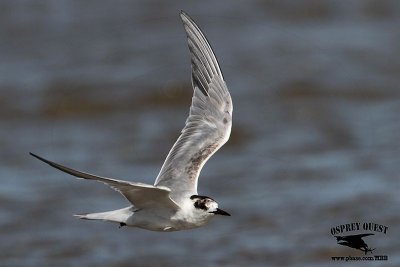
top-left (1, 1), bottom-right (399, 266)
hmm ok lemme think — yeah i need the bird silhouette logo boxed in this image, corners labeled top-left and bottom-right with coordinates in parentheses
top-left (335, 233), bottom-right (376, 254)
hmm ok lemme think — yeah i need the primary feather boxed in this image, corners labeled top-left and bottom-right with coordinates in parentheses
top-left (154, 11), bottom-right (233, 203)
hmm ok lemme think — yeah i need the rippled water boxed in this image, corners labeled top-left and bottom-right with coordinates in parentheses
top-left (1, 1), bottom-right (400, 266)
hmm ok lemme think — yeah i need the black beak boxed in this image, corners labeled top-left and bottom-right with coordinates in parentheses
top-left (210, 208), bottom-right (231, 216)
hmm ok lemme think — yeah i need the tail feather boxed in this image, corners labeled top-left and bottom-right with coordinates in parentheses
top-left (74, 207), bottom-right (133, 224)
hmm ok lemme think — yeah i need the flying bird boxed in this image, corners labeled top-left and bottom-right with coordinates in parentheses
top-left (335, 234), bottom-right (375, 254)
top-left (30, 11), bottom-right (232, 232)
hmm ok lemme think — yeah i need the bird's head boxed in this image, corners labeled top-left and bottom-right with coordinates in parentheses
top-left (190, 195), bottom-right (230, 216)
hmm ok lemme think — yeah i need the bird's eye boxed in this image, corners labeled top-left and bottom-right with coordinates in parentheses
top-left (194, 199), bottom-right (207, 210)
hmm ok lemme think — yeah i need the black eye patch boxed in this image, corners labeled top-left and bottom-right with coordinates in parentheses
top-left (194, 199), bottom-right (208, 210)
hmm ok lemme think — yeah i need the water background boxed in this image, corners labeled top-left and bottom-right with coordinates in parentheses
top-left (1, 1), bottom-right (400, 266)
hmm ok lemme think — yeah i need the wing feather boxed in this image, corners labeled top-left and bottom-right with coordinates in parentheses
top-left (154, 12), bottom-right (232, 202)
top-left (30, 153), bottom-right (179, 211)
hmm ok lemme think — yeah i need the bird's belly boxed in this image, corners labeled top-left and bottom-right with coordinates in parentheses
top-left (169, 210), bottom-right (212, 230)
top-left (127, 209), bottom-right (209, 232)
top-left (125, 209), bottom-right (180, 232)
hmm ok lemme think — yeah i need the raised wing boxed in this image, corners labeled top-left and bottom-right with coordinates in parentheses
top-left (154, 12), bottom-right (232, 202)
top-left (336, 233), bottom-right (374, 239)
top-left (30, 153), bottom-right (179, 211)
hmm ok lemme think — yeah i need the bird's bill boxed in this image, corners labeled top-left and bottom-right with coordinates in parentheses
top-left (210, 208), bottom-right (231, 216)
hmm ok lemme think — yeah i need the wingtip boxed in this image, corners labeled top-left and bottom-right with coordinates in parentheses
top-left (179, 10), bottom-right (192, 22)
top-left (30, 152), bottom-right (50, 164)
top-left (30, 152), bottom-right (41, 160)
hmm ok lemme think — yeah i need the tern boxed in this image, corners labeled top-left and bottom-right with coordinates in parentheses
top-left (30, 11), bottom-right (232, 232)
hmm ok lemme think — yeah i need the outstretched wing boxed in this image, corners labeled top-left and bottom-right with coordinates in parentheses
top-left (337, 233), bottom-right (375, 239)
top-left (154, 12), bottom-right (232, 202)
top-left (30, 153), bottom-right (179, 211)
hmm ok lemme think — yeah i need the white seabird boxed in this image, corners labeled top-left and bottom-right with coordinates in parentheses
top-left (31, 11), bottom-right (233, 232)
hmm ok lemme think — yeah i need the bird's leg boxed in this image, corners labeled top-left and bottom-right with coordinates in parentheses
top-left (361, 246), bottom-right (374, 255)
top-left (363, 248), bottom-right (368, 255)
top-left (119, 222), bottom-right (126, 228)
top-left (366, 247), bottom-right (375, 254)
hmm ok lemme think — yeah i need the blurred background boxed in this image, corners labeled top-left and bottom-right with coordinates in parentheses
top-left (1, 0), bottom-right (399, 266)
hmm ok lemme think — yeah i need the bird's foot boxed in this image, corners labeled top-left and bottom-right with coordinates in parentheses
top-left (119, 222), bottom-right (126, 228)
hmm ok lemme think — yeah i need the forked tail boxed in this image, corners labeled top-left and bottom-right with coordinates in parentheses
top-left (74, 207), bottom-right (133, 225)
